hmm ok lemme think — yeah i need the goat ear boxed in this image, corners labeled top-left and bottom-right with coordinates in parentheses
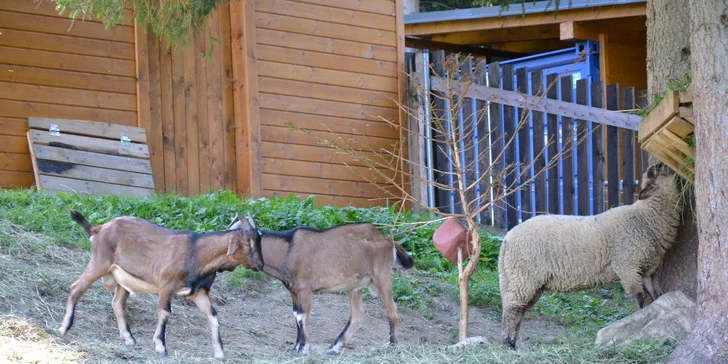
top-left (226, 236), bottom-right (239, 256)
top-left (246, 212), bottom-right (257, 230)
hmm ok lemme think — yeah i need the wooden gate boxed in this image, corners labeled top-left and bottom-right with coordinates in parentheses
top-left (407, 50), bottom-right (649, 230)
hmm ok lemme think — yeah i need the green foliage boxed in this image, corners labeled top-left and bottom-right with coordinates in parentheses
top-left (534, 282), bottom-right (633, 333)
top-left (52, 0), bottom-right (227, 49)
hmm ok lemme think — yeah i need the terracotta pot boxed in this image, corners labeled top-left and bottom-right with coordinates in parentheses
top-left (432, 218), bottom-right (472, 264)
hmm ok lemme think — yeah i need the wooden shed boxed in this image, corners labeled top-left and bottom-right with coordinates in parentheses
top-left (0, 0), bottom-right (406, 207)
top-left (405, 0), bottom-right (647, 94)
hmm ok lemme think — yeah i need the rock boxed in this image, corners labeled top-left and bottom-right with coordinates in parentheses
top-left (595, 291), bottom-right (696, 347)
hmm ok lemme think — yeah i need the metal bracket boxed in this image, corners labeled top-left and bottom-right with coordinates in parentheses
top-left (49, 124), bottom-right (60, 136)
top-left (120, 135), bottom-right (131, 146)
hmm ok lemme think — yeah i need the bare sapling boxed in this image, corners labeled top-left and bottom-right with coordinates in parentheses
top-left (287, 52), bottom-right (589, 346)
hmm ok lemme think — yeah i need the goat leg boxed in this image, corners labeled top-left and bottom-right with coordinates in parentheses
top-left (374, 277), bottom-right (398, 346)
top-left (328, 289), bottom-right (364, 355)
top-left (295, 290), bottom-right (313, 355)
top-left (289, 292), bottom-right (303, 352)
top-left (112, 285), bottom-right (135, 346)
top-left (192, 290), bottom-right (224, 360)
top-left (153, 291), bottom-right (173, 356)
top-left (59, 261), bottom-right (107, 336)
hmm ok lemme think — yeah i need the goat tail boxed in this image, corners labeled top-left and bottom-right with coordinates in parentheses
top-left (70, 210), bottom-right (94, 237)
top-left (394, 243), bottom-right (415, 269)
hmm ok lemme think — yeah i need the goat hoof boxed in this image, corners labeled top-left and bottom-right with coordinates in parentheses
top-left (326, 347), bottom-right (341, 355)
top-left (155, 349), bottom-right (167, 357)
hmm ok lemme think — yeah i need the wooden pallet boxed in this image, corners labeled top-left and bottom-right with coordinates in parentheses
top-left (26, 118), bottom-right (155, 197)
top-left (638, 86), bottom-right (695, 181)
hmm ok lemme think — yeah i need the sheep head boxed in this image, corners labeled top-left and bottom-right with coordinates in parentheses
top-left (226, 212), bottom-right (264, 271)
top-left (638, 163), bottom-right (677, 200)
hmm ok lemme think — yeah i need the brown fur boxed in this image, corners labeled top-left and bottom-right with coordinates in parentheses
top-left (60, 212), bottom-right (264, 360)
top-left (228, 217), bottom-right (414, 355)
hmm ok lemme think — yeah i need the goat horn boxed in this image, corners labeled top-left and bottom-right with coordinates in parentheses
top-left (246, 212), bottom-right (257, 230)
top-left (226, 214), bottom-right (241, 230)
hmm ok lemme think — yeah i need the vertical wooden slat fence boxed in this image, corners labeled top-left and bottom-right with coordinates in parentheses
top-left (408, 51), bottom-right (646, 230)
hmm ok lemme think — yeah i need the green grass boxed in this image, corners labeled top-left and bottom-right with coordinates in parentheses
top-left (0, 189), bottom-right (659, 358)
top-left (325, 338), bottom-right (678, 364)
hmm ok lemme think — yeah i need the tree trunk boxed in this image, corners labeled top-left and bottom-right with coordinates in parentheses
top-left (646, 0), bottom-right (698, 300)
top-left (668, 1), bottom-right (728, 362)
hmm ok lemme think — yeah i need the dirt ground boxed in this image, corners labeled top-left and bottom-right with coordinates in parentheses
top-left (0, 231), bottom-right (566, 363)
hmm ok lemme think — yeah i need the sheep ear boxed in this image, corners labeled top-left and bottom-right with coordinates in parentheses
top-left (638, 185), bottom-right (654, 200)
top-left (246, 212), bottom-right (257, 230)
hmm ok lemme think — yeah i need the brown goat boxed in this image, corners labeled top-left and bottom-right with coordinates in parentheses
top-left (60, 211), bottom-right (264, 360)
top-left (228, 214), bottom-right (414, 355)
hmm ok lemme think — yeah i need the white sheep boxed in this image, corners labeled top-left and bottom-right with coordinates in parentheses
top-left (498, 164), bottom-right (682, 349)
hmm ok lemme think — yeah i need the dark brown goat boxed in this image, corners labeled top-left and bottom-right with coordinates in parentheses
top-left (59, 211), bottom-right (264, 360)
top-left (228, 214), bottom-right (414, 355)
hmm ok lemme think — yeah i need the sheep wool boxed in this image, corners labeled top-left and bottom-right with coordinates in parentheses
top-left (498, 164), bottom-right (682, 349)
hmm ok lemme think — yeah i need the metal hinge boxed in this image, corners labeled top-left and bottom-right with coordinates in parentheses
top-left (120, 135), bottom-right (131, 146)
top-left (49, 124), bottom-right (60, 136)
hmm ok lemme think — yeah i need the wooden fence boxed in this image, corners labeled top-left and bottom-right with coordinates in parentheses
top-left (407, 50), bottom-right (649, 230)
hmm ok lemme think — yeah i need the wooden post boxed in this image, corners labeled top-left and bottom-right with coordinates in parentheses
top-left (576, 79), bottom-right (590, 215)
top-left (460, 57), bottom-right (477, 216)
top-left (561, 76), bottom-right (575, 215)
top-left (230, 0), bottom-right (262, 197)
top-left (502, 64), bottom-right (518, 229)
top-left (516, 67), bottom-right (532, 221)
top-left (622, 87), bottom-right (636, 205)
top-left (591, 81), bottom-right (605, 214)
top-left (409, 52), bottom-right (429, 212)
top-left (487, 62), bottom-right (506, 229)
top-left (546, 73), bottom-right (560, 214)
top-left (531, 70), bottom-right (546, 216)
top-left (430, 51), bottom-right (451, 213)
top-left (606, 84), bottom-right (620, 208)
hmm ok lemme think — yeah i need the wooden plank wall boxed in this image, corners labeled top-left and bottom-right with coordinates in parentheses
top-left (253, 0), bottom-right (404, 207)
top-left (137, 7), bottom-right (237, 195)
top-left (0, 0), bottom-right (136, 189)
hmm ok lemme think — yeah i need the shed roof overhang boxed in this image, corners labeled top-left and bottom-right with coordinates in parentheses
top-left (404, 0), bottom-right (646, 54)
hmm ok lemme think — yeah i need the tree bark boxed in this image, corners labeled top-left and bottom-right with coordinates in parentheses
top-left (668, 1), bottom-right (728, 362)
top-left (646, 0), bottom-right (698, 300)
top-left (646, 0), bottom-right (691, 95)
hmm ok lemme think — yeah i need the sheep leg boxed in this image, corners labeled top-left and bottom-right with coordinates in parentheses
top-left (112, 285), bottom-right (135, 346)
top-left (192, 289), bottom-right (224, 360)
top-left (289, 291), bottom-right (303, 352)
top-left (59, 260), bottom-right (108, 336)
top-left (327, 289), bottom-right (364, 355)
top-left (501, 305), bottom-right (525, 349)
top-left (616, 271), bottom-right (646, 309)
top-left (295, 290), bottom-right (313, 355)
top-left (642, 275), bottom-right (659, 302)
top-left (375, 276), bottom-right (398, 346)
top-left (501, 290), bottom-right (541, 350)
top-left (153, 290), bottom-right (173, 357)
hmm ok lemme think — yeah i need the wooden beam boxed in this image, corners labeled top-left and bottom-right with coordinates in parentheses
top-left (406, 3), bottom-right (646, 36)
top-left (431, 24), bottom-right (559, 45)
top-left (426, 74), bottom-right (641, 130)
top-left (405, 37), bottom-right (529, 58)
top-left (560, 17), bottom-right (647, 41)
top-left (490, 39), bottom-right (573, 54)
top-left (230, 0), bottom-right (263, 197)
